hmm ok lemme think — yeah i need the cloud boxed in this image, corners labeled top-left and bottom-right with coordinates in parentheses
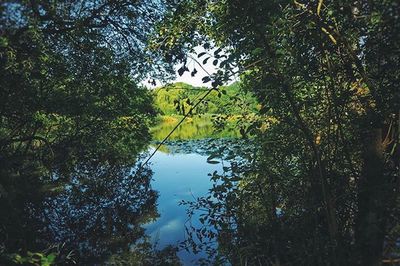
top-left (159, 218), bottom-right (182, 234)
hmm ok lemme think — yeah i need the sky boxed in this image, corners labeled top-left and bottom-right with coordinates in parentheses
top-left (143, 46), bottom-right (238, 88)
top-left (173, 46), bottom-right (218, 87)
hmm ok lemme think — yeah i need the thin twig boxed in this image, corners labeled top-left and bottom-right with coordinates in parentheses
top-left (141, 87), bottom-right (216, 167)
top-left (137, 55), bottom-right (266, 171)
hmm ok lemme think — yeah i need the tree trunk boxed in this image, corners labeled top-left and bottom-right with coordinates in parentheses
top-left (355, 127), bottom-right (386, 266)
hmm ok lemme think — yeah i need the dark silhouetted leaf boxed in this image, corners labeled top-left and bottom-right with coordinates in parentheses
top-left (202, 76), bottom-right (211, 83)
top-left (178, 67), bottom-right (185, 76)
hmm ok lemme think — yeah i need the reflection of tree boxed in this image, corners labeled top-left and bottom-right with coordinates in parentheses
top-left (38, 163), bottom-right (158, 263)
top-left (0, 157), bottom-right (164, 264)
top-left (0, 158), bottom-right (47, 255)
top-left (0, 0), bottom-right (181, 264)
top-left (107, 243), bottom-right (181, 266)
top-left (154, 0), bottom-right (400, 263)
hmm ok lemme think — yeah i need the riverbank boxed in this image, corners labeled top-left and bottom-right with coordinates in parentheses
top-left (150, 114), bottom-right (241, 141)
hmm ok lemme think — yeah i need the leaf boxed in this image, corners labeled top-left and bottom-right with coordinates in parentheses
top-left (202, 76), bottom-right (211, 83)
top-left (207, 153), bottom-right (219, 160)
top-left (251, 47), bottom-right (263, 56)
top-left (191, 68), bottom-right (198, 77)
top-left (317, 0), bottom-right (323, 16)
top-left (214, 48), bottom-right (222, 56)
top-left (207, 160), bottom-right (220, 164)
top-left (178, 67), bottom-right (185, 76)
top-left (198, 52), bottom-right (207, 58)
top-left (46, 253), bottom-right (56, 264)
top-left (202, 57), bottom-right (210, 64)
top-left (211, 80), bottom-right (221, 88)
top-left (213, 59), bottom-right (218, 66)
top-left (13, 254), bottom-right (22, 263)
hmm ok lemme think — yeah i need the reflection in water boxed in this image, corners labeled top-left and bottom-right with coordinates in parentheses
top-left (151, 115), bottom-right (240, 141)
top-left (39, 163), bottom-right (157, 263)
top-left (146, 149), bottom-right (222, 265)
top-left (145, 139), bottom-right (246, 265)
top-left (0, 157), bottom-right (163, 265)
top-left (0, 131), bottom-right (241, 265)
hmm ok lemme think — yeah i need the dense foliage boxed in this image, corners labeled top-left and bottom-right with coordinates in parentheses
top-left (1, 0), bottom-right (399, 265)
top-left (151, 81), bottom-right (257, 140)
top-left (0, 1), bottom-right (179, 264)
top-left (154, 0), bottom-right (400, 265)
top-left (153, 82), bottom-right (257, 116)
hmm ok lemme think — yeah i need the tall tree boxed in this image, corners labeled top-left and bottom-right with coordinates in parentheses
top-left (0, 0), bottom-right (175, 263)
top-left (154, 0), bottom-right (400, 264)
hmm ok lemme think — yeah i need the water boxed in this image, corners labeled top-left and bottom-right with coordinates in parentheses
top-left (145, 144), bottom-right (224, 265)
top-left (0, 117), bottom-right (240, 265)
top-left (151, 115), bottom-right (240, 141)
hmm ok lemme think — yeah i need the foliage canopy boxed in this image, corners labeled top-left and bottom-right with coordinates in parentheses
top-left (154, 0), bottom-right (400, 265)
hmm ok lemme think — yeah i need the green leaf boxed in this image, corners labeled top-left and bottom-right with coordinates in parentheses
top-left (46, 253), bottom-right (56, 264)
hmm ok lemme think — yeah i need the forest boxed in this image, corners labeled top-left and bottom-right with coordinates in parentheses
top-left (0, 0), bottom-right (399, 265)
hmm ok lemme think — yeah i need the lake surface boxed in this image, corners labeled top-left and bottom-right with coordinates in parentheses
top-left (144, 141), bottom-right (225, 265)
top-left (146, 117), bottom-right (246, 264)
top-left (0, 118), bottom-right (240, 265)
top-left (151, 115), bottom-right (240, 141)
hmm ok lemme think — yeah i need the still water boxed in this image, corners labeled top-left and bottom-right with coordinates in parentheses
top-left (0, 118), bottom-right (238, 265)
top-left (145, 142), bottom-right (224, 265)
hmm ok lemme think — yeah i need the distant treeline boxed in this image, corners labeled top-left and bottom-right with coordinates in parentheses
top-left (152, 82), bottom-right (258, 116)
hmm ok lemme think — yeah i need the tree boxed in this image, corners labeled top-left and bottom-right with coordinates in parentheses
top-left (154, 0), bottom-right (399, 264)
top-left (0, 0), bottom-right (175, 263)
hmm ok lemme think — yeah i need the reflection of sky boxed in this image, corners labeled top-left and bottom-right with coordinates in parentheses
top-left (145, 147), bottom-right (223, 265)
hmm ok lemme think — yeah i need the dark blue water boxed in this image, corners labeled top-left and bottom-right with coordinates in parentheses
top-left (145, 145), bottom-right (223, 265)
